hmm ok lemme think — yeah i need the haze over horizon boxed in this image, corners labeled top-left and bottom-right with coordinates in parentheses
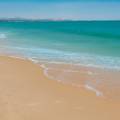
top-left (0, 0), bottom-right (120, 20)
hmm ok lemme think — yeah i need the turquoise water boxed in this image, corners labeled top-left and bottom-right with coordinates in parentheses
top-left (0, 21), bottom-right (120, 69)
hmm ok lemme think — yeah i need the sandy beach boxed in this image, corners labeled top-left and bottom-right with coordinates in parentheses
top-left (0, 55), bottom-right (120, 120)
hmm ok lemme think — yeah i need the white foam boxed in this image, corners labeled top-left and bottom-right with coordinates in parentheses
top-left (40, 65), bottom-right (103, 97)
top-left (0, 33), bottom-right (7, 39)
top-left (85, 84), bottom-right (103, 97)
top-left (2, 45), bottom-right (120, 70)
top-left (28, 58), bottom-right (39, 64)
top-left (8, 55), bottom-right (27, 60)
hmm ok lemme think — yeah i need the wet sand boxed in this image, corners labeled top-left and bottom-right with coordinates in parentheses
top-left (0, 56), bottom-right (120, 120)
top-left (40, 62), bottom-right (120, 100)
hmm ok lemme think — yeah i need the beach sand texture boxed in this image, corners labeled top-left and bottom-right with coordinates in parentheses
top-left (0, 56), bottom-right (120, 120)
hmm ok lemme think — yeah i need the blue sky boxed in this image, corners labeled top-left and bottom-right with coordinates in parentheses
top-left (0, 0), bottom-right (120, 20)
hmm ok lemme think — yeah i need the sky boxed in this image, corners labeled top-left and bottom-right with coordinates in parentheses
top-left (0, 0), bottom-right (120, 20)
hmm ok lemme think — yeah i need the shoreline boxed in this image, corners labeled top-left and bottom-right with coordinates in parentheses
top-left (1, 54), bottom-right (120, 100)
top-left (0, 55), bottom-right (120, 120)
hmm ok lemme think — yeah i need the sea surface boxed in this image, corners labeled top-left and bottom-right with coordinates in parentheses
top-left (0, 21), bottom-right (120, 100)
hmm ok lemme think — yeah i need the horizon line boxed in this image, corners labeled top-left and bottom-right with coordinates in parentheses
top-left (0, 17), bottom-right (120, 21)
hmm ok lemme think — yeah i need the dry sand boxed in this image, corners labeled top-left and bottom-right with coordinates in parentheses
top-left (0, 56), bottom-right (120, 120)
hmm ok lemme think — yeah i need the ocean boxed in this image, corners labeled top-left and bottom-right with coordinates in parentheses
top-left (0, 21), bottom-right (120, 99)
